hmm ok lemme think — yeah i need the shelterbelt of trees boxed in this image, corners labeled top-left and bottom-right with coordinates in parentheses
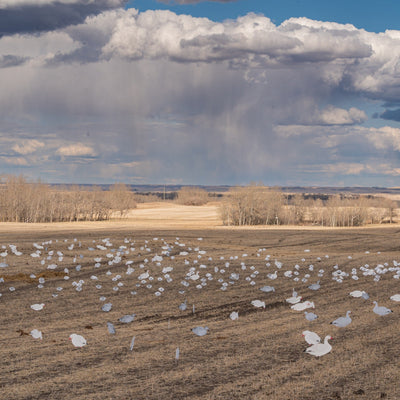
top-left (0, 175), bottom-right (136, 223)
top-left (219, 186), bottom-right (398, 227)
top-left (0, 177), bottom-right (397, 226)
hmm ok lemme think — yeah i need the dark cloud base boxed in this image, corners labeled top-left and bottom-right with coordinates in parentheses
top-left (0, 55), bottom-right (29, 68)
top-left (0, 1), bottom-right (126, 36)
top-left (380, 108), bottom-right (400, 122)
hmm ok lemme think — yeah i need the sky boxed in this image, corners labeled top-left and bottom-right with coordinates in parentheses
top-left (1, 0), bottom-right (400, 186)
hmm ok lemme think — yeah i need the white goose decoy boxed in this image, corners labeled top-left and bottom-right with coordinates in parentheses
top-left (69, 333), bottom-right (87, 347)
top-left (119, 314), bottom-right (136, 323)
top-left (179, 300), bottom-right (187, 311)
top-left (189, 272), bottom-right (200, 281)
top-left (349, 290), bottom-right (368, 298)
top-left (305, 335), bottom-right (333, 357)
top-left (230, 311), bottom-right (239, 320)
top-left (107, 322), bottom-right (116, 334)
top-left (267, 271), bottom-right (278, 280)
top-left (259, 286), bottom-right (275, 293)
top-left (30, 329), bottom-right (43, 340)
top-left (331, 311), bottom-right (352, 327)
top-left (308, 281), bottom-right (321, 291)
top-left (362, 292), bottom-right (370, 300)
top-left (251, 300), bottom-right (266, 308)
top-left (130, 336), bottom-right (136, 351)
top-left (304, 311), bottom-right (318, 321)
top-left (373, 301), bottom-right (393, 316)
top-left (291, 301), bottom-right (314, 311)
top-left (101, 303), bottom-right (112, 312)
top-left (286, 292), bottom-right (302, 304)
top-left (30, 303), bottom-right (45, 311)
top-left (390, 294), bottom-right (400, 302)
top-left (138, 270), bottom-right (150, 280)
top-left (302, 330), bottom-right (321, 345)
top-left (192, 326), bottom-right (209, 336)
top-left (162, 266), bottom-right (173, 274)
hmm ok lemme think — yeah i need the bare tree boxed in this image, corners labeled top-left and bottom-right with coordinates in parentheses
top-left (220, 185), bottom-right (284, 226)
top-left (109, 183), bottom-right (136, 217)
top-left (0, 175), bottom-right (136, 223)
top-left (176, 187), bottom-right (209, 206)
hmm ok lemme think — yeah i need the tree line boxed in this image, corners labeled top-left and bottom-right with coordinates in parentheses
top-left (1, 177), bottom-right (397, 226)
top-left (220, 186), bottom-right (398, 227)
top-left (0, 175), bottom-right (136, 223)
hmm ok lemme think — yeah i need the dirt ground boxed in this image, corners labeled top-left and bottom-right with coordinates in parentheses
top-left (0, 220), bottom-right (400, 399)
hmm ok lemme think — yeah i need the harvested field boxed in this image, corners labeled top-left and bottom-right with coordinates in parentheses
top-left (0, 225), bottom-right (400, 399)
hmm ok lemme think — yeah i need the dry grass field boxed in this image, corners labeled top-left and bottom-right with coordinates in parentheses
top-left (1, 206), bottom-right (400, 399)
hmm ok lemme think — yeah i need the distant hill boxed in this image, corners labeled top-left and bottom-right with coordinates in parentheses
top-left (48, 184), bottom-right (400, 195)
top-left (279, 186), bottom-right (400, 194)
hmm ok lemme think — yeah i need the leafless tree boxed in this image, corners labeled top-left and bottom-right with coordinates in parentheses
top-left (0, 175), bottom-right (136, 222)
top-left (220, 185), bottom-right (284, 226)
top-left (220, 186), bottom-right (398, 227)
top-left (109, 183), bottom-right (136, 217)
top-left (176, 187), bottom-right (209, 206)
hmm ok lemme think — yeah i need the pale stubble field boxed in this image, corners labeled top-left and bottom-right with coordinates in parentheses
top-left (0, 203), bottom-right (399, 399)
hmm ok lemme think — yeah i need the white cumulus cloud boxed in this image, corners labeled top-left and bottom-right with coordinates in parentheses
top-left (1, 8), bottom-right (400, 185)
top-left (56, 143), bottom-right (96, 157)
top-left (100, 11), bottom-right (371, 64)
top-left (316, 106), bottom-right (367, 125)
top-left (366, 126), bottom-right (400, 152)
top-left (12, 139), bottom-right (45, 155)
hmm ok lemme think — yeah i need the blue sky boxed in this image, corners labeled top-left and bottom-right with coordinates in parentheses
top-left (1, 0), bottom-right (400, 186)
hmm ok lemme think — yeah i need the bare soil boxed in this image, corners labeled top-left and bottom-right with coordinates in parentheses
top-left (0, 221), bottom-right (400, 399)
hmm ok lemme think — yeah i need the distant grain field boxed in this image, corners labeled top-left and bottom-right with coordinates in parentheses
top-left (1, 220), bottom-right (400, 399)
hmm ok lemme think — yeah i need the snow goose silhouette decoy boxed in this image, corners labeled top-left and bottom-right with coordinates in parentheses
top-left (138, 270), bottom-right (150, 280)
top-left (331, 311), bottom-right (352, 328)
top-left (304, 311), bottom-right (318, 321)
top-left (230, 311), bottom-right (239, 320)
top-left (362, 291), bottom-right (370, 300)
top-left (308, 281), bottom-right (320, 291)
top-left (69, 333), bottom-right (87, 347)
top-left (30, 303), bottom-right (45, 311)
top-left (286, 291), bottom-right (302, 304)
top-left (251, 300), bottom-right (266, 308)
top-left (291, 301), bottom-right (314, 311)
top-left (259, 286), bottom-right (275, 293)
top-left (179, 300), bottom-right (187, 311)
top-left (302, 330), bottom-right (321, 345)
top-left (373, 301), bottom-right (392, 316)
top-left (119, 314), bottom-right (136, 323)
top-left (304, 335), bottom-right (332, 357)
top-left (101, 303), bottom-right (112, 312)
top-left (107, 322), bottom-right (116, 334)
top-left (267, 271), bottom-right (277, 280)
top-left (349, 290), bottom-right (368, 298)
top-left (189, 271), bottom-right (200, 281)
top-left (30, 329), bottom-right (43, 340)
top-left (390, 294), bottom-right (400, 302)
top-left (130, 336), bottom-right (135, 351)
top-left (192, 326), bottom-right (209, 336)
